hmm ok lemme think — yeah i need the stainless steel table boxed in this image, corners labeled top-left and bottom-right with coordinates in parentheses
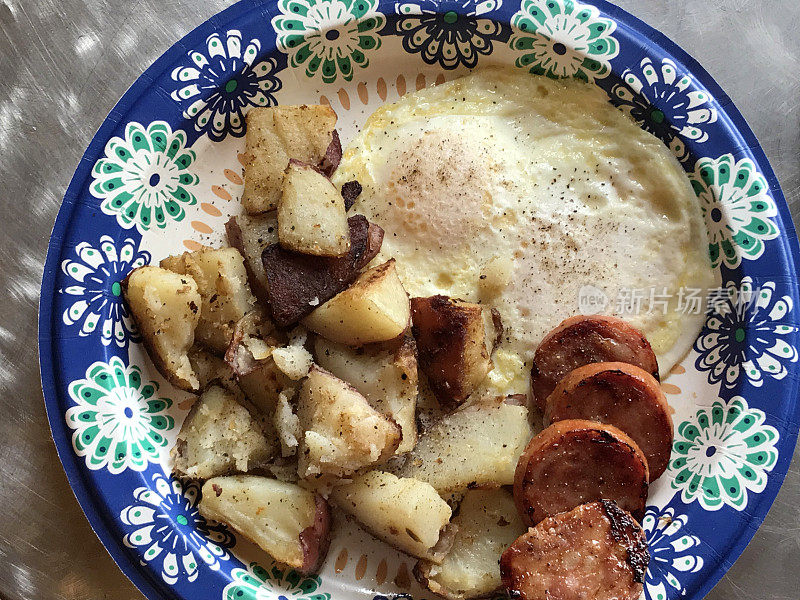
top-left (1, 1), bottom-right (798, 599)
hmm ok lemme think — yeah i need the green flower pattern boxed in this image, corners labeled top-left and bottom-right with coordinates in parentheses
top-left (690, 154), bottom-right (779, 269)
top-left (510, 0), bottom-right (618, 82)
top-left (91, 121), bottom-right (199, 232)
top-left (273, 0), bottom-right (384, 83)
top-left (223, 562), bottom-right (330, 600)
top-left (670, 397), bottom-right (779, 511)
top-left (66, 357), bottom-right (174, 474)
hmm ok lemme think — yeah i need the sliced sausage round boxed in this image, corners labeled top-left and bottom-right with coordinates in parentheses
top-left (530, 315), bottom-right (659, 411)
top-left (513, 419), bottom-right (649, 526)
top-left (544, 362), bottom-right (673, 481)
top-left (500, 500), bottom-right (649, 600)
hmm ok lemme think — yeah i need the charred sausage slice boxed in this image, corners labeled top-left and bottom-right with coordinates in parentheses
top-left (544, 362), bottom-right (673, 481)
top-left (513, 419), bottom-right (648, 526)
top-left (530, 315), bottom-right (659, 411)
top-left (500, 500), bottom-right (649, 600)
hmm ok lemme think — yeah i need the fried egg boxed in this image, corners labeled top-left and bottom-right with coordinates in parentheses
top-left (333, 67), bottom-right (715, 395)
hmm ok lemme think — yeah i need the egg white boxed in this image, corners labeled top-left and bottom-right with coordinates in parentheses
top-left (334, 67), bottom-right (715, 394)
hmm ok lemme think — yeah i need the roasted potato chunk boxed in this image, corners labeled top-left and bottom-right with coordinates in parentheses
top-left (303, 259), bottom-right (410, 346)
top-left (415, 489), bottom-right (526, 600)
top-left (188, 347), bottom-right (239, 392)
top-left (172, 386), bottom-right (274, 479)
top-left (297, 366), bottom-right (402, 478)
top-left (274, 390), bottom-right (302, 457)
top-left (278, 160), bottom-right (350, 257)
top-left (123, 266), bottom-right (201, 391)
top-left (397, 397), bottom-right (533, 493)
top-left (199, 476), bottom-right (330, 572)
top-left (225, 213), bottom-right (278, 306)
top-left (161, 247), bottom-right (257, 354)
top-left (411, 296), bottom-right (498, 406)
top-left (262, 215), bottom-right (384, 326)
top-left (241, 105), bottom-right (337, 214)
top-left (331, 471), bottom-right (453, 562)
top-left (315, 336), bottom-right (418, 453)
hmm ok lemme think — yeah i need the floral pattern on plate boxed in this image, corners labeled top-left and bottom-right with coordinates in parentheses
top-left (171, 31), bottom-right (282, 141)
top-left (642, 506), bottom-right (704, 600)
top-left (223, 561), bottom-right (331, 600)
top-left (610, 57), bottom-right (718, 162)
top-left (670, 397), bottom-right (779, 511)
top-left (273, 0), bottom-right (384, 83)
top-left (695, 277), bottom-right (798, 388)
top-left (90, 121), bottom-right (199, 232)
top-left (690, 154), bottom-right (779, 269)
top-left (65, 357), bottom-right (174, 473)
top-left (393, 0), bottom-right (509, 69)
top-left (121, 472), bottom-right (234, 585)
top-left (509, 0), bottom-right (618, 82)
top-left (59, 235), bottom-right (150, 347)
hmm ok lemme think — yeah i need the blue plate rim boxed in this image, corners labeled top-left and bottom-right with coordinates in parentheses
top-left (38, 1), bottom-right (800, 599)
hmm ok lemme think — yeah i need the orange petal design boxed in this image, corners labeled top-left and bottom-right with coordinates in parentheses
top-left (394, 562), bottom-right (411, 589)
top-left (212, 185), bottom-right (232, 201)
top-left (200, 203), bottom-right (222, 217)
top-left (334, 548), bottom-right (348, 574)
top-left (191, 220), bottom-right (213, 234)
top-left (338, 88), bottom-right (351, 111)
top-left (375, 558), bottom-right (387, 585)
top-left (661, 383), bottom-right (681, 395)
top-left (237, 153), bottom-right (248, 167)
top-left (224, 168), bottom-right (243, 185)
top-left (320, 94), bottom-right (331, 106)
top-left (355, 554), bottom-right (368, 580)
top-left (178, 398), bottom-right (195, 411)
top-left (435, 73), bottom-right (446, 85)
top-left (377, 77), bottom-right (387, 101)
top-left (670, 364), bottom-right (686, 375)
top-left (416, 73), bottom-right (426, 90)
top-left (183, 240), bottom-right (203, 251)
top-left (357, 82), bottom-right (369, 105)
top-left (396, 74), bottom-right (406, 96)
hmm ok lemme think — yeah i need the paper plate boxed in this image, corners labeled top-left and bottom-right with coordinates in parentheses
top-left (39, 1), bottom-right (800, 599)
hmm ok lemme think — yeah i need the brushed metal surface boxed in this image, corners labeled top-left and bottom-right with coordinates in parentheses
top-left (0, 1), bottom-right (797, 599)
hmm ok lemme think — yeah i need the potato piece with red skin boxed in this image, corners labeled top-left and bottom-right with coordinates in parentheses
top-left (261, 215), bottom-right (384, 327)
top-left (500, 500), bottom-right (648, 600)
top-left (241, 105), bottom-right (338, 214)
top-left (513, 419), bottom-right (649, 527)
top-left (530, 315), bottom-right (659, 411)
top-left (225, 213), bottom-right (278, 307)
top-left (199, 476), bottom-right (330, 572)
top-left (410, 296), bottom-right (498, 407)
top-left (544, 362), bottom-right (673, 481)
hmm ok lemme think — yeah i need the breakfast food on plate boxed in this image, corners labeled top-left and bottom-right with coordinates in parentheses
top-left (241, 104), bottom-right (339, 213)
top-left (296, 365), bottom-right (402, 478)
top-left (123, 62), bottom-right (717, 598)
top-left (160, 246), bottom-right (259, 354)
top-left (278, 160), bottom-right (350, 257)
top-left (530, 314), bottom-right (661, 411)
top-left (198, 475), bottom-right (330, 572)
top-left (123, 266), bottom-right (202, 391)
top-left (514, 419), bottom-right (649, 526)
top-left (315, 336), bottom-right (418, 453)
top-left (302, 259), bottom-right (411, 346)
top-left (544, 361), bottom-right (674, 480)
top-left (331, 470), bottom-right (454, 561)
top-left (335, 67), bottom-right (714, 391)
top-left (172, 385), bottom-right (275, 479)
top-left (411, 295), bottom-right (502, 407)
top-left (260, 214), bottom-right (384, 326)
top-left (415, 488), bottom-right (526, 600)
top-left (500, 500), bottom-right (649, 600)
top-left (397, 396), bottom-right (533, 492)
